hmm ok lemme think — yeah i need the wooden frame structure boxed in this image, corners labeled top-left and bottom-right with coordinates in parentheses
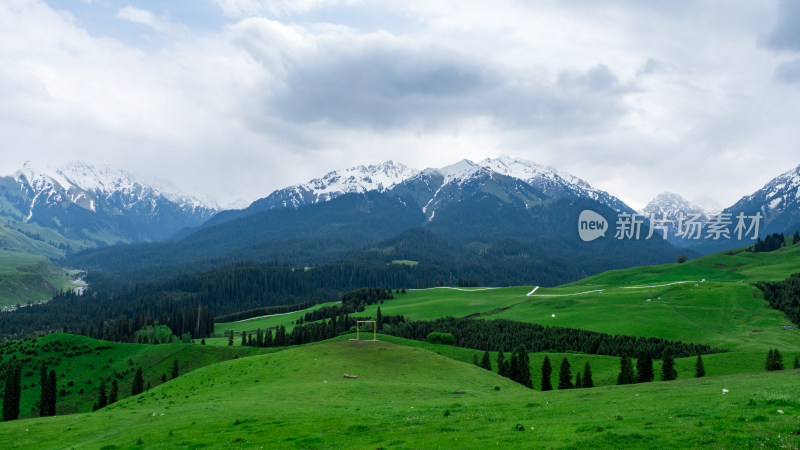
top-left (356, 320), bottom-right (376, 341)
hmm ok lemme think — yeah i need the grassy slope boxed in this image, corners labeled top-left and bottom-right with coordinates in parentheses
top-left (0, 333), bottom-right (274, 419)
top-left (0, 250), bottom-right (79, 308)
top-left (1, 339), bottom-right (798, 449)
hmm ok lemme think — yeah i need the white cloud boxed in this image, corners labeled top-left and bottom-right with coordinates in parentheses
top-left (116, 6), bottom-right (185, 35)
top-left (1, 0), bottom-right (799, 210)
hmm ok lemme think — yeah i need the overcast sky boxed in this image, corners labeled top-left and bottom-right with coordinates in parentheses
top-left (2, 0), bottom-right (799, 209)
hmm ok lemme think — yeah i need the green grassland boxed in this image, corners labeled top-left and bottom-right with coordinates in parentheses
top-left (0, 333), bottom-right (273, 419)
top-left (3, 244), bottom-right (800, 447)
top-left (1, 339), bottom-right (798, 449)
top-left (0, 250), bottom-right (80, 308)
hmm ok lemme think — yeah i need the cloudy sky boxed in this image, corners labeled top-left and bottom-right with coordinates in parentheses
top-left (2, 0), bottom-right (799, 209)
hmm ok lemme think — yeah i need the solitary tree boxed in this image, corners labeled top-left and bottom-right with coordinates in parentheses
top-left (617, 355), bottom-right (635, 385)
top-left (541, 356), bottom-right (553, 391)
top-left (39, 362), bottom-right (48, 417)
top-left (480, 351), bottom-right (492, 371)
top-left (661, 348), bottom-right (677, 381)
top-left (98, 380), bottom-right (108, 409)
top-left (513, 345), bottom-right (532, 388)
top-left (582, 362), bottom-right (594, 388)
top-left (558, 357), bottom-right (573, 389)
top-left (109, 380), bottom-right (119, 404)
top-left (636, 354), bottom-right (654, 383)
top-left (695, 355), bottom-right (706, 378)
top-left (132, 368), bottom-right (144, 396)
top-left (47, 369), bottom-right (56, 416)
top-left (794, 355), bottom-right (799, 369)
top-left (2, 362), bottom-right (21, 421)
top-left (497, 351), bottom-right (508, 377)
top-left (228, 331), bottom-right (233, 346)
top-left (171, 360), bottom-right (179, 379)
top-left (765, 349), bottom-right (784, 371)
top-left (376, 307), bottom-right (383, 332)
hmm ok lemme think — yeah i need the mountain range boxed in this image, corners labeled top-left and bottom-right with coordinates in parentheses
top-left (5, 157), bottom-right (800, 290)
top-left (0, 161), bottom-right (217, 257)
top-left (66, 156), bottom-right (683, 286)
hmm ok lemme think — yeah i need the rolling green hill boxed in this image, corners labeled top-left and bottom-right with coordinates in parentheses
top-left (1, 338), bottom-right (798, 449)
top-left (0, 250), bottom-right (80, 308)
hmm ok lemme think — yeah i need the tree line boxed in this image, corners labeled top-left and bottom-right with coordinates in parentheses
top-left (755, 272), bottom-right (800, 326)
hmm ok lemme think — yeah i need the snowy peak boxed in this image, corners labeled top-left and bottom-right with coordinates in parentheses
top-left (479, 156), bottom-right (588, 189)
top-left (12, 161), bottom-right (216, 213)
top-left (641, 192), bottom-right (706, 219)
top-left (433, 159), bottom-right (486, 185)
top-left (306, 160), bottom-right (420, 200)
top-left (723, 163), bottom-right (800, 234)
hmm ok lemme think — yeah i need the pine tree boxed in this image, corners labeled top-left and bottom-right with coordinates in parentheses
top-left (575, 372), bottom-right (583, 389)
top-left (241, 331), bottom-right (246, 346)
top-left (558, 357), bottom-right (573, 389)
top-left (582, 362), bottom-right (594, 388)
top-left (617, 355), bottom-right (634, 385)
top-left (39, 362), bottom-right (48, 417)
top-left (514, 345), bottom-right (532, 388)
top-left (765, 348), bottom-right (784, 371)
top-left (695, 355), bottom-right (705, 378)
top-left (376, 307), bottom-right (383, 332)
top-left (661, 348), bottom-right (677, 381)
top-left (98, 380), bottom-right (108, 409)
top-left (109, 380), bottom-right (118, 404)
top-left (171, 360), bottom-right (179, 379)
top-left (541, 356), bottom-right (553, 391)
top-left (636, 354), bottom-right (654, 383)
top-left (228, 331), bottom-right (233, 346)
top-left (794, 355), bottom-right (799, 369)
top-left (2, 362), bottom-right (21, 421)
top-left (473, 354), bottom-right (480, 366)
top-left (47, 369), bottom-right (56, 416)
top-left (480, 351), bottom-right (492, 371)
top-left (497, 351), bottom-right (508, 377)
top-left (132, 368), bottom-right (144, 395)
top-left (793, 231), bottom-right (799, 245)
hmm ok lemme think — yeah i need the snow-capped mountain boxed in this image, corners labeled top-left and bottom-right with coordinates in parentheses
top-left (724, 163), bottom-right (800, 235)
top-left (0, 161), bottom-right (217, 245)
top-left (640, 192), bottom-right (708, 247)
top-left (247, 160), bottom-right (420, 212)
top-left (641, 192), bottom-right (706, 219)
top-left (241, 156), bottom-right (629, 218)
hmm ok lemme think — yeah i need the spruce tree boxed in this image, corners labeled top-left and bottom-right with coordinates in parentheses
top-left (794, 355), bottom-right (799, 369)
top-left (617, 355), bottom-right (634, 385)
top-left (695, 355), bottom-right (705, 378)
top-left (47, 369), bottom-right (56, 416)
top-left (228, 331), bottom-right (233, 346)
top-left (497, 351), bottom-right (508, 377)
top-left (132, 368), bottom-right (144, 395)
top-left (2, 362), bottom-right (21, 421)
top-left (171, 360), bottom-right (179, 379)
top-left (793, 231), bottom-right (800, 245)
top-left (109, 380), bottom-right (118, 404)
top-left (582, 362), bottom-right (594, 388)
top-left (98, 380), bottom-right (108, 409)
top-left (558, 357), bottom-right (573, 389)
top-left (480, 351), bottom-right (492, 371)
top-left (541, 356), bottom-right (553, 391)
top-left (661, 348), bottom-right (677, 381)
top-left (636, 354), bottom-right (654, 383)
top-left (473, 354), bottom-right (480, 366)
top-left (39, 362), bottom-right (48, 417)
top-left (514, 345), bottom-right (532, 388)
top-left (241, 331), bottom-right (246, 346)
top-left (765, 348), bottom-right (784, 371)
top-left (376, 307), bottom-right (383, 332)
